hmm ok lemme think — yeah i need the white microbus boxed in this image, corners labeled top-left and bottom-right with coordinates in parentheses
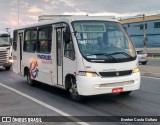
top-left (13, 16), bottom-right (140, 101)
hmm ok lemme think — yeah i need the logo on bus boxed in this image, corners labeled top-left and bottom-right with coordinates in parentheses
top-left (30, 59), bottom-right (39, 79)
top-left (37, 54), bottom-right (52, 64)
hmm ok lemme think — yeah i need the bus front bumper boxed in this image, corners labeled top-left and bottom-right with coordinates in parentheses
top-left (76, 72), bottom-right (140, 96)
top-left (3, 63), bottom-right (12, 67)
top-left (1, 61), bottom-right (12, 67)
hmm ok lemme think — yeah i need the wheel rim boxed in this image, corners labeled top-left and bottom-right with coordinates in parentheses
top-left (69, 78), bottom-right (79, 98)
top-left (27, 74), bottom-right (32, 85)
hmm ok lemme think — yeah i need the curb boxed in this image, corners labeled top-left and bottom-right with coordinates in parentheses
top-left (148, 57), bottom-right (160, 60)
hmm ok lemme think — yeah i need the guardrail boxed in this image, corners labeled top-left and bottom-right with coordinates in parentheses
top-left (147, 53), bottom-right (160, 57)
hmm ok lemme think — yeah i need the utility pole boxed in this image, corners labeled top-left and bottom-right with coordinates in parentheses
top-left (18, 0), bottom-right (19, 26)
top-left (143, 14), bottom-right (147, 54)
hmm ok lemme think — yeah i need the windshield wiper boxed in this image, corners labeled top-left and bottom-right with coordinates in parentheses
top-left (86, 53), bottom-right (119, 62)
top-left (109, 52), bottom-right (133, 58)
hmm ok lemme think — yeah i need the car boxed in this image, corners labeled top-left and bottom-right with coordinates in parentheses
top-left (136, 50), bottom-right (148, 65)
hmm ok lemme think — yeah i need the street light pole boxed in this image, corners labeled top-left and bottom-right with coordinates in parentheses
top-left (5, 28), bottom-right (10, 32)
top-left (143, 14), bottom-right (147, 54)
top-left (18, 0), bottom-right (19, 26)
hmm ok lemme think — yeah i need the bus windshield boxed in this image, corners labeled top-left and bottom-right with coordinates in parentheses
top-left (0, 36), bottom-right (10, 46)
top-left (72, 21), bottom-right (136, 62)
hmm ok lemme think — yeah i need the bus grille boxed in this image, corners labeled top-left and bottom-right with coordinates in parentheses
top-left (99, 80), bottom-right (134, 88)
top-left (0, 50), bottom-right (8, 65)
top-left (99, 70), bottom-right (132, 77)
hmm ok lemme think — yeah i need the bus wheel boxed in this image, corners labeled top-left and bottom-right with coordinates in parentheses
top-left (120, 91), bottom-right (132, 95)
top-left (27, 71), bottom-right (35, 86)
top-left (5, 66), bottom-right (11, 71)
top-left (69, 77), bottom-right (83, 102)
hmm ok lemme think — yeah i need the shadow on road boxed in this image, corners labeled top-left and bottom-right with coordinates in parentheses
top-left (0, 68), bottom-right (6, 72)
top-left (30, 81), bottom-right (133, 104)
top-left (0, 70), bottom-right (137, 105)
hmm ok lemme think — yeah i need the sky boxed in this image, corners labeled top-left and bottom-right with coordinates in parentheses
top-left (0, 0), bottom-right (160, 33)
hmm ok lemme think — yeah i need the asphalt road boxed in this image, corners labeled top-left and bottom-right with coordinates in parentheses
top-left (145, 58), bottom-right (160, 67)
top-left (0, 69), bottom-right (160, 125)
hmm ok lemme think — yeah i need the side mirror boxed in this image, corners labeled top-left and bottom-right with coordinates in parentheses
top-left (64, 27), bottom-right (71, 44)
top-left (10, 38), bottom-right (13, 45)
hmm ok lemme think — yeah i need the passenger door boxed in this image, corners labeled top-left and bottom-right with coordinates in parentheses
top-left (52, 24), bottom-right (75, 87)
top-left (17, 31), bottom-right (23, 75)
top-left (56, 27), bottom-right (64, 86)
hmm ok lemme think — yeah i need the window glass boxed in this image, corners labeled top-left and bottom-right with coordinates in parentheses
top-left (37, 26), bottom-right (52, 53)
top-left (24, 29), bottom-right (37, 52)
top-left (13, 31), bottom-right (17, 51)
top-left (57, 31), bottom-right (62, 66)
top-left (64, 27), bottom-right (75, 59)
top-left (154, 22), bottom-right (160, 28)
top-left (140, 24), bottom-right (147, 30)
top-left (0, 34), bottom-right (10, 46)
top-left (72, 21), bottom-right (136, 62)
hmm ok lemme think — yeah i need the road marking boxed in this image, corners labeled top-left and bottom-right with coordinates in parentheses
top-left (0, 82), bottom-right (90, 125)
top-left (141, 76), bottom-right (160, 80)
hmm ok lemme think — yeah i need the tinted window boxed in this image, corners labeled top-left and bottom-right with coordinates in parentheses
top-left (24, 29), bottom-right (37, 52)
top-left (64, 28), bottom-right (75, 59)
top-left (37, 26), bottom-right (52, 53)
top-left (154, 22), bottom-right (160, 28)
top-left (140, 24), bottom-right (147, 30)
top-left (13, 31), bottom-right (17, 51)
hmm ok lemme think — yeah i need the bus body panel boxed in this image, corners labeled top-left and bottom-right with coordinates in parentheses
top-left (77, 72), bottom-right (140, 95)
top-left (21, 52), bottom-right (53, 86)
top-left (76, 58), bottom-right (140, 95)
top-left (82, 57), bottom-right (138, 73)
top-left (63, 57), bottom-right (77, 82)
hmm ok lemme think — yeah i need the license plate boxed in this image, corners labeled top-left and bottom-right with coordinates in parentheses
top-left (112, 87), bottom-right (123, 93)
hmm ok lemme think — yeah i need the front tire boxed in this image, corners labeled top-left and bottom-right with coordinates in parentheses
top-left (142, 61), bottom-right (147, 65)
top-left (5, 66), bottom-right (11, 71)
top-left (27, 70), bottom-right (35, 86)
top-left (69, 77), bottom-right (83, 102)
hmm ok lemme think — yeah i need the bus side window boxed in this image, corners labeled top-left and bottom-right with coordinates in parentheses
top-left (64, 28), bottom-right (75, 60)
top-left (37, 26), bottom-right (52, 54)
top-left (24, 29), bottom-right (37, 53)
top-left (13, 31), bottom-right (18, 51)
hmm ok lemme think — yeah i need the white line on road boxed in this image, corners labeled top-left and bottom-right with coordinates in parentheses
top-left (0, 82), bottom-right (90, 125)
top-left (141, 76), bottom-right (160, 80)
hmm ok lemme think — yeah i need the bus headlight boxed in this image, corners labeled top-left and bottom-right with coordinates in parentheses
top-left (78, 71), bottom-right (98, 77)
top-left (133, 67), bottom-right (140, 73)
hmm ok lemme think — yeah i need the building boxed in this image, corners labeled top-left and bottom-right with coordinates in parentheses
top-left (120, 14), bottom-right (160, 53)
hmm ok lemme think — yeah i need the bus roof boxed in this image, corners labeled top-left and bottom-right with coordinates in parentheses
top-left (14, 16), bottom-right (119, 31)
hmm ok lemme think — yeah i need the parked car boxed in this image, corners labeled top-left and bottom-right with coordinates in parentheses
top-left (136, 50), bottom-right (148, 65)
